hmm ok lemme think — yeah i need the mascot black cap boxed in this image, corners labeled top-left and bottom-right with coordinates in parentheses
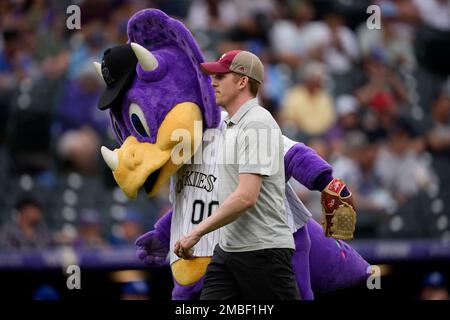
top-left (97, 44), bottom-right (137, 110)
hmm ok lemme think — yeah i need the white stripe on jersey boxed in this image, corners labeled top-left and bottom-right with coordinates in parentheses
top-left (169, 113), bottom-right (312, 264)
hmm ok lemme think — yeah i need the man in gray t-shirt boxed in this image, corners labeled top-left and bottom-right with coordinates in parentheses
top-left (218, 98), bottom-right (294, 252)
top-left (174, 50), bottom-right (300, 300)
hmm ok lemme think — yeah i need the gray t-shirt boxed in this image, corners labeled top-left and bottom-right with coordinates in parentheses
top-left (218, 98), bottom-right (295, 252)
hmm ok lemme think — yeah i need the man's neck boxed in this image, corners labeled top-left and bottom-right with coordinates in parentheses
top-left (224, 94), bottom-right (255, 118)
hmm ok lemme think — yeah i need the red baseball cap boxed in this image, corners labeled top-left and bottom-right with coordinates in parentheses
top-left (200, 50), bottom-right (264, 84)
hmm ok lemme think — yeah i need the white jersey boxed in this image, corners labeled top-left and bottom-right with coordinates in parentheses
top-left (169, 113), bottom-right (312, 264)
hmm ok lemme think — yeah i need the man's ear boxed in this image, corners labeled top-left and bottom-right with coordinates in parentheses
top-left (238, 76), bottom-right (249, 90)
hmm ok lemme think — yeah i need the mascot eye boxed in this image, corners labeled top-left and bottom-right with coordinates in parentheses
top-left (129, 103), bottom-right (150, 138)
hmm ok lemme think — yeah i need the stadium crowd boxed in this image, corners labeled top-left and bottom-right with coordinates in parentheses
top-left (0, 0), bottom-right (449, 251)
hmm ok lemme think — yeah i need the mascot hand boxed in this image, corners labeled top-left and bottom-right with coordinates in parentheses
top-left (321, 178), bottom-right (356, 240)
top-left (135, 230), bottom-right (169, 266)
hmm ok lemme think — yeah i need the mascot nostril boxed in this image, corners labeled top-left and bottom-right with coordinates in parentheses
top-left (95, 8), bottom-right (369, 300)
top-left (124, 154), bottom-right (136, 171)
top-left (134, 152), bottom-right (143, 166)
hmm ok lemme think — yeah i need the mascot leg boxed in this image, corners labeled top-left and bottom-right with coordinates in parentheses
top-left (172, 276), bottom-right (205, 300)
top-left (292, 225), bottom-right (314, 300)
top-left (307, 219), bottom-right (370, 293)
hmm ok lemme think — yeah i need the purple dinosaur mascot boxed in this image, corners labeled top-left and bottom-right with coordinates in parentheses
top-left (95, 9), bottom-right (369, 300)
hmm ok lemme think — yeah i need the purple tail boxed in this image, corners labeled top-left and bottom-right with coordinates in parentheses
top-left (308, 219), bottom-right (370, 293)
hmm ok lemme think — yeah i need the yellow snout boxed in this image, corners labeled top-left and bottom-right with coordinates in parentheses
top-left (101, 102), bottom-right (203, 198)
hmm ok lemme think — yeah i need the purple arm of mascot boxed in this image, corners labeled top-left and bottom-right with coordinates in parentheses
top-left (95, 9), bottom-right (369, 300)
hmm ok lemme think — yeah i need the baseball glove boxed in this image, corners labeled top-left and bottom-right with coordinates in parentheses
top-left (321, 178), bottom-right (356, 240)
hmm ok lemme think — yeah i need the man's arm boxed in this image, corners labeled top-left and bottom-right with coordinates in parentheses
top-left (174, 173), bottom-right (262, 259)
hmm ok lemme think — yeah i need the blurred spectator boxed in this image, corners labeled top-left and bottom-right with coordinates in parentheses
top-left (79, 0), bottom-right (114, 26)
top-left (331, 131), bottom-right (366, 191)
top-left (269, 0), bottom-right (316, 68)
top-left (260, 51), bottom-right (292, 114)
top-left (187, 0), bottom-right (240, 32)
top-left (332, 131), bottom-right (395, 213)
top-left (30, 13), bottom-right (69, 63)
top-left (355, 50), bottom-right (409, 111)
top-left (120, 280), bottom-right (151, 300)
top-left (54, 60), bottom-right (107, 175)
top-left (374, 119), bottom-right (435, 203)
top-left (221, 12), bottom-right (272, 53)
top-left (425, 91), bottom-right (450, 155)
top-left (104, 1), bottom-right (149, 45)
top-left (56, 126), bottom-right (102, 176)
top-left (72, 209), bottom-right (109, 249)
top-left (420, 271), bottom-right (449, 300)
top-left (66, 60), bottom-right (104, 115)
top-left (0, 29), bottom-right (28, 144)
top-left (5, 51), bottom-right (68, 174)
top-left (66, 22), bottom-right (107, 80)
top-left (108, 209), bottom-right (143, 246)
top-left (303, 7), bottom-right (359, 75)
top-left (425, 90), bottom-right (450, 191)
top-left (413, 0), bottom-right (450, 76)
top-left (326, 94), bottom-right (361, 154)
top-left (412, 0), bottom-right (450, 31)
top-left (280, 62), bottom-right (335, 140)
top-left (356, 2), bottom-right (416, 70)
top-left (0, 195), bottom-right (52, 250)
top-left (187, 0), bottom-right (273, 33)
top-left (0, 28), bottom-right (34, 91)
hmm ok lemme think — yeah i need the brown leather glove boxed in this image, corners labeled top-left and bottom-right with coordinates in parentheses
top-left (321, 178), bottom-right (356, 240)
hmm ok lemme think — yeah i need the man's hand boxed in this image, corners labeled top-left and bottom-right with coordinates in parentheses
top-left (135, 230), bottom-right (169, 266)
top-left (173, 232), bottom-right (201, 260)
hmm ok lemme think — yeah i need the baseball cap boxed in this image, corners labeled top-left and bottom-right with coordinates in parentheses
top-left (200, 50), bottom-right (264, 84)
top-left (97, 44), bottom-right (138, 110)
